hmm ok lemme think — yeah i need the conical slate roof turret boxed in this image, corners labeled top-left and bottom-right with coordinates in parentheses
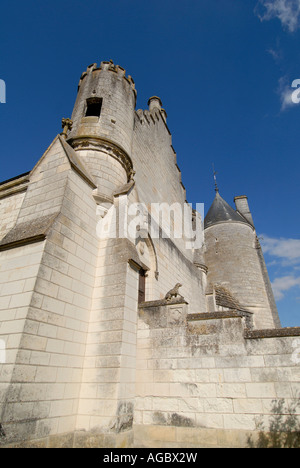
top-left (204, 191), bottom-right (251, 229)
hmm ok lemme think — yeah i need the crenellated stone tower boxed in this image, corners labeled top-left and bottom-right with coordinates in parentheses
top-left (67, 61), bottom-right (136, 198)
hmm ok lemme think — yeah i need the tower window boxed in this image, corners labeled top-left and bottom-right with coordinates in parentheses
top-left (85, 97), bottom-right (102, 117)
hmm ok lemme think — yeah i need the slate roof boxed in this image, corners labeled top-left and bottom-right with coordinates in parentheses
top-left (204, 191), bottom-right (250, 229)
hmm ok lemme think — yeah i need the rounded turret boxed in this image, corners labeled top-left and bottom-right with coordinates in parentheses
top-left (204, 191), bottom-right (280, 329)
top-left (66, 61), bottom-right (136, 197)
top-left (147, 96), bottom-right (167, 122)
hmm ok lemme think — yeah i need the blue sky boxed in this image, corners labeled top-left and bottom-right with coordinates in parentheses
top-left (0, 0), bottom-right (299, 327)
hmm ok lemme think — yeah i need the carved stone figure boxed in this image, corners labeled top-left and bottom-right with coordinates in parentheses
top-left (165, 283), bottom-right (182, 301)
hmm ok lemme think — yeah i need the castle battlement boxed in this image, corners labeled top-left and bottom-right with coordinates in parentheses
top-left (77, 60), bottom-right (137, 102)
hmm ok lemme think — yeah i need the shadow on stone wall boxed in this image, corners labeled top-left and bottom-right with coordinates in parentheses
top-left (247, 397), bottom-right (300, 448)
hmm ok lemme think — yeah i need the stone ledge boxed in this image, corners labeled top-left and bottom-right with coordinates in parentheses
top-left (0, 429), bottom-right (134, 448)
top-left (0, 213), bottom-right (58, 251)
top-left (68, 135), bottom-right (134, 180)
top-left (187, 310), bottom-right (252, 322)
top-left (138, 297), bottom-right (188, 309)
top-left (0, 172), bottom-right (30, 199)
top-left (133, 424), bottom-right (264, 448)
top-left (245, 327), bottom-right (300, 339)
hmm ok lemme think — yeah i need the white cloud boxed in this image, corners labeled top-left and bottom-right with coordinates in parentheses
top-left (271, 275), bottom-right (300, 300)
top-left (256, 0), bottom-right (300, 32)
top-left (278, 77), bottom-right (295, 110)
top-left (267, 47), bottom-right (282, 62)
top-left (261, 235), bottom-right (300, 262)
top-left (261, 235), bottom-right (300, 300)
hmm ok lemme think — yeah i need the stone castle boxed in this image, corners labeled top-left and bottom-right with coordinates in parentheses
top-left (0, 60), bottom-right (299, 448)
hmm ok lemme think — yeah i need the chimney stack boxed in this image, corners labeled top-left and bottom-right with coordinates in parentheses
top-left (234, 195), bottom-right (254, 226)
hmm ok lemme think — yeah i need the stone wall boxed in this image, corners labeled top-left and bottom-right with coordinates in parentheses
top-left (134, 302), bottom-right (300, 448)
top-left (130, 105), bottom-right (207, 312)
top-left (0, 136), bottom-right (99, 445)
top-left (76, 239), bottom-right (140, 438)
top-left (0, 241), bottom-right (45, 435)
top-left (0, 191), bottom-right (26, 242)
top-left (132, 107), bottom-right (191, 258)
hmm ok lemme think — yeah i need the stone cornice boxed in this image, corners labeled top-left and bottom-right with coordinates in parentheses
top-left (0, 213), bottom-right (57, 252)
top-left (138, 297), bottom-right (189, 309)
top-left (245, 327), bottom-right (300, 339)
top-left (68, 136), bottom-right (134, 180)
top-left (0, 173), bottom-right (30, 200)
top-left (187, 311), bottom-right (253, 322)
top-left (204, 220), bottom-right (255, 232)
top-left (194, 263), bottom-right (208, 274)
